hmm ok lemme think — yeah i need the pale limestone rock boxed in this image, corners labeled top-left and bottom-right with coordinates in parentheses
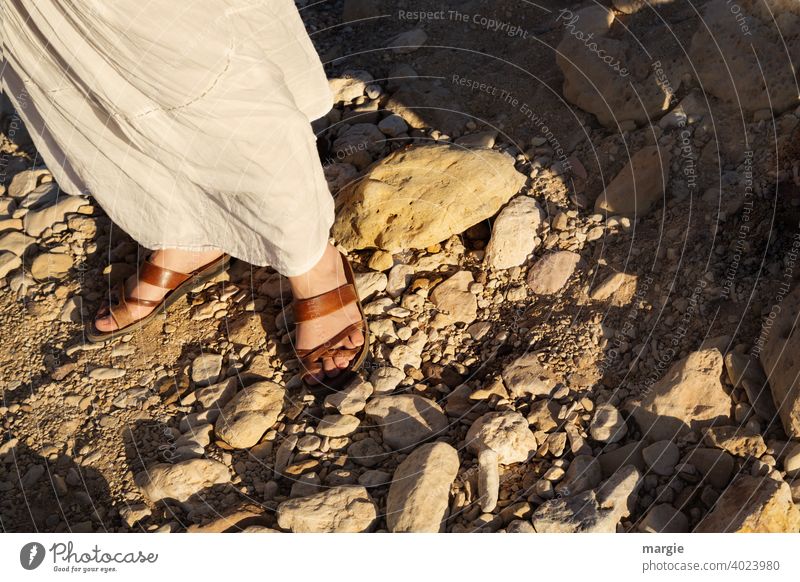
top-left (8, 169), bottom-right (50, 198)
top-left (612, 0), bottom-right (672, 13)
top-left (724, 352), bottom-right (776, 421)
top-left (389, 344), bottom-right (422, 371)
top-left (364, 394), bottom-right (448, 450)
top-left (135, 459), bottom-right (230, 503)
top-left (760, 285), bottom-right (800, 437)
top-left (695, 474), bottom-right (800, 533)
top-left (532, 465), bottom-right (641, 533)
top-left (689, 0), bottom-right (800, 117)
top-left (316, 414), bottom-right (360, 437)
top-left (23, 195), bottom-right (88, 237)
top-left (594, 146), bottom-right (671, 216)
top-left (119, 503), bottom-right (151, 528)
top-left (783, 442), bottom-right (800, 477)
top-left (682, 447), bottom-right (735, 489)
top-left (556, 6), bottom-right (678, 127)
top-left (378, 114), bottom-right (409, 137)
top-left (186, 508), bottom-right (273, 533)
top-left (466, 412), bottom-right (537, 512)
top-left (354, 271), bottom-right (388, 300)
top-left (386, 264), bottom-right (414, 297)
top-left (276, 486), bottom-right (377, 532)
top-left (331, 123), bottom-right (385, 167)
top-left (507, 520), bottom-right (536, 533)
top-left (370, 366), bottom-right (405, 394)
top-left (347, 438), bottom-right (386, 468)
top-left (589, 402), bottom-right (628, 443)
top-left (484, 196), bottom-right (544, 270)
top-left (324, 379), bottom-right (373, 414)
top-left (465, 411), bottom-right (537, 464)
top-left (526, 251), bottom-right (581, 295)
top-left (430, 270), bottom-right (478, 327)
top-left (703, 426), bottom-right (767, 458)
top-left (589, 272), bottom-right (638, 304)
top-left (30, 252), bottom-right (73, 281)
top-left (112, 387), bottom-right (150, 409)
top-left (0, 231), bottom-right (33, 256)
top-left (323, 163), bottom-right (359, 193)
top-left (332, 145), bottom-right (524, 252)
top-left (0, 252), bottom-right (21, 279)
top-left (385, 81), bottom-right (465, 135)
top-left (58, 296), bottom-right (85, 323)
top-left (195, 377), bottom-right (237, 410)
top-left (454, 130), bottom-right (497, 148)
top-left (642, 440), bottom-right (680, 476)
top-left (386, 442), bottom-right (459, 532)
top-left (554, 455), bottom-right (602, 497)
top-left (328, 70), bottom-right (373, 103)
top-left (367, 250), bottom-right (394, 271)
top-left (214, 381), bottom-right (285, 449)
top-left (501, 352), bottom-right (557, 398)
top-left (631, 349), bottom-right (731, 441)
top-left (88, 367), bottom-right (126, 380)
top-left (191, 354), bottom-right (223, 386)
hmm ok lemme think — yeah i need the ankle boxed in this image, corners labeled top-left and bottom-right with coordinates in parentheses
top-left (149, 248), bottom-right (223, 273)
top-left (288, 244), bottom-right (343, 299)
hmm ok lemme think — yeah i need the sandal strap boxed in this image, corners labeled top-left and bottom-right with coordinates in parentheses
top-left (124, 295), bottom-right (162, 307)
top-left (106, 283), bottom-right (163, 329)
top-left (137, 259), bottom-right (192, 289)
top-left (292, 283), bottom-right (358, 323)
top-left (108, 283), bottom-right (136, 329)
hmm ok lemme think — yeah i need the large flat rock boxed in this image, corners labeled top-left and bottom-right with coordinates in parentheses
top-left (386, 442), bottom-right (459, 532)
top-left (631, 348), bottom-right (731, 441)
top-left (695, 474), bottom-right (800, 533)
top-left (277, 486), bottom-right (377, 532)
top-left (332, 144), bottom-right (525, 252)
top-left (760, 285), bottom-right (800, 437)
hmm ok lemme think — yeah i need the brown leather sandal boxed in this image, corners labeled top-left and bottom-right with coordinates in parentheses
top-left (293, 252), bottom-right (370, 389)
top-left (86, 253), bottom-right (230, 343)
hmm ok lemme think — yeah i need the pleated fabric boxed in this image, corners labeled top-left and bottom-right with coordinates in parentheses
top-left (1, 0), bottom-right (335, 275)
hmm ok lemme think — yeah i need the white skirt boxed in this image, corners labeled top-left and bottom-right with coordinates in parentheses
top-left (1, 0), bottom-right (335, 275)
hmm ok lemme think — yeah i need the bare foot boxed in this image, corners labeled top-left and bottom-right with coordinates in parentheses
top-left (94, 248), bottom-right (224, 332)
top-left (289, 243), bottom-right (365, 384)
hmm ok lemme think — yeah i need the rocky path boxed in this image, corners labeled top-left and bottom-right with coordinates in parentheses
top-left (2, 0), bottom-right (800, 533)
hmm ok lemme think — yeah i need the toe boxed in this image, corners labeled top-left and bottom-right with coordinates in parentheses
top-left (94, 314), bottom-right (117, 333)
top-left (349, 328), bottom-right (365, 348)
top-left (333, 352), bottom-right (352, 369)
top-left (323, 357), bottom-right (340, 377)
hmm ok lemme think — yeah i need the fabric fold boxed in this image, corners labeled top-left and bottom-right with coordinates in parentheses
top-left (0, 0), bottom-right (335, 273)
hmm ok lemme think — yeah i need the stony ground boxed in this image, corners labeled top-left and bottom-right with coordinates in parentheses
top-left (2, 0), bottom-right (800, 533)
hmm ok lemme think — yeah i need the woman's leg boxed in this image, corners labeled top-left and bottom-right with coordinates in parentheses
top-left (5, 1), bottom-right (360, 379)
top-left (96, 243), bottom-right (365, 382)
